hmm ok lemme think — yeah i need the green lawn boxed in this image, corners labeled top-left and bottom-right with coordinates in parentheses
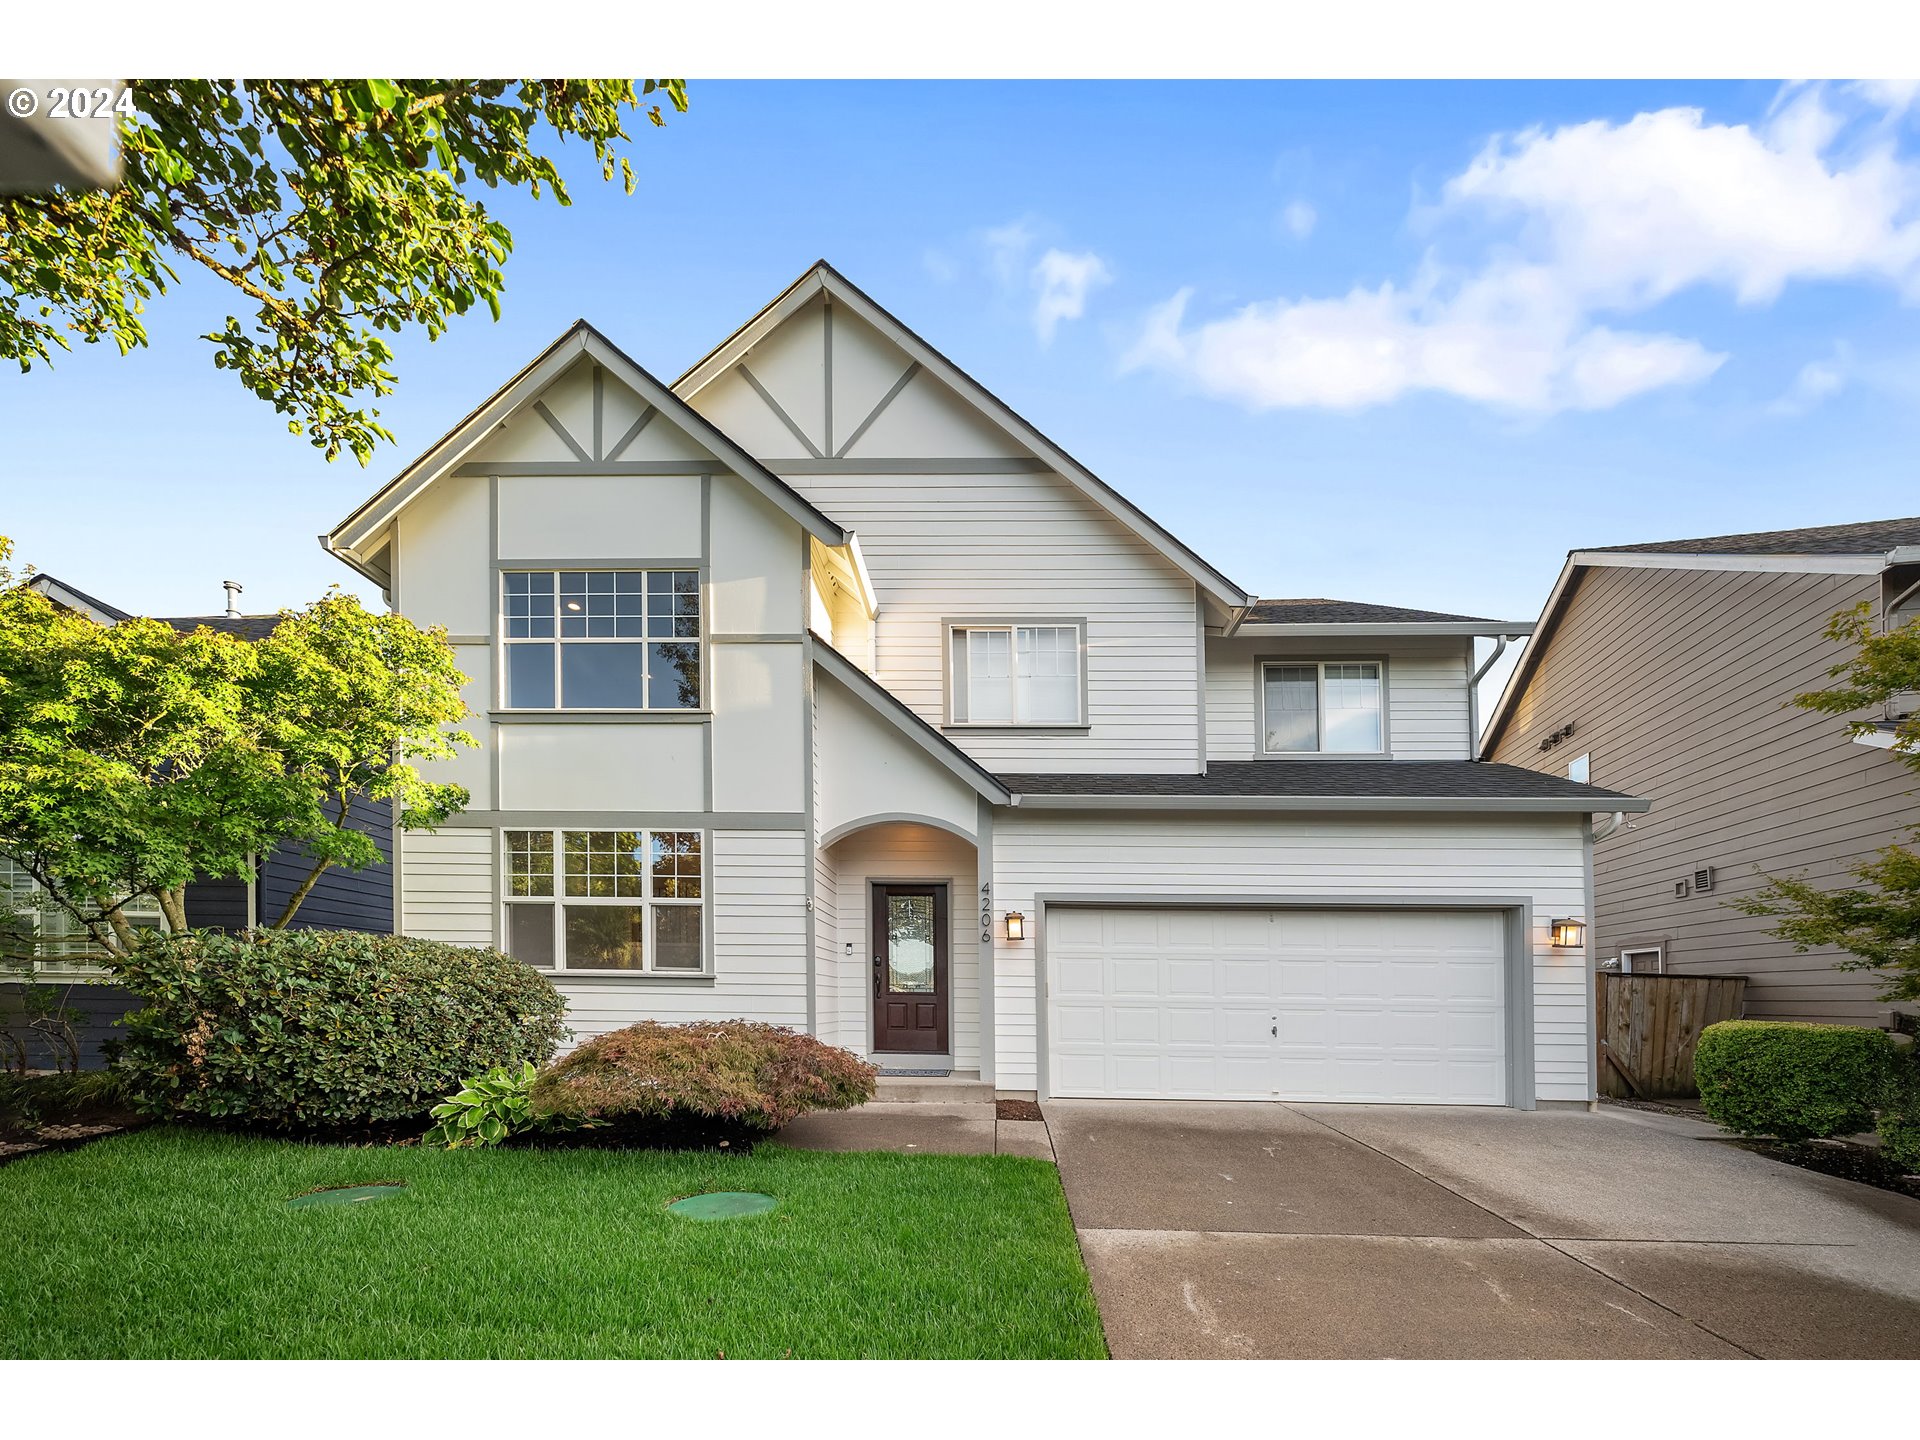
top-left (0, 1128), bottom-right (1107, 1359)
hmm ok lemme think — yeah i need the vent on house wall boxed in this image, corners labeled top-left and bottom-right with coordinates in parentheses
top-left (1674, 879), bottom-right (1690, 899)
top-left (1694, 867), bottom-right (1715, 895)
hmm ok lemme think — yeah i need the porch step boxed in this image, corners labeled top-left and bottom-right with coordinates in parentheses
top-left (873, 1074), bottom-right (995, 1105)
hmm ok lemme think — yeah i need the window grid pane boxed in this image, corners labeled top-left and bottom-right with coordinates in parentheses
top-left (1321, 661), bottom-right (1382, 753)
top-left (1015, 624), bottom-right (1080, 724)
top-left (963, 627), bottom-right (1013, 724)
top-left (506, 828), bottom-right (707, 974)
top-left (650, 831), bottom-right (703, 898)
top-left (503, 570), bottom-right (702, 710)
top-left (505, 830), bottom-right (554, 898)
top-left (1264, 663), bottom-right (1320, 752)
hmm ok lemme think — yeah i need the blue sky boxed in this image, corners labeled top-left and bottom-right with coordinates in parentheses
top-left (7, 79), bottom-right (1919, 662)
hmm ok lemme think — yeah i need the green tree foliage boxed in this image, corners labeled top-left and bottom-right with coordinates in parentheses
top-left (0, 79), bottom-right (687, 463)
top-left (0, 538), bottom-right (473, 945)
top-left (250, 592), bottom-right (474, 925)
top-left (1734, 602), bottom-right (1920, 1002)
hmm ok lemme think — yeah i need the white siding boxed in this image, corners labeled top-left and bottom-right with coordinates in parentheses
top-left (793, 466), bottom-right (1200, 773)
top-left (1205, 637), bottom-right (1473, 761)
top-left (813, 665), bottom-right (980, 845)
top-left (822, 822), bottom-right (981, 1071)
top-left (553, 829), bottom-right (810, 1043)
top-left (399, 829), bottom-right (493, 946)
top-left (991, 811), bottom-right (1590, 1102)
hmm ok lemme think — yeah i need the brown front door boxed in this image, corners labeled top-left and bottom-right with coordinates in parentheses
top-left (872, 884), bottom-right (949, 1054)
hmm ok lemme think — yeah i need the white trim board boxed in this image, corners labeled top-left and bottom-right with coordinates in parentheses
top-left (1571, 550), bottom-right (1891, 576)
top-left (324, 321), bottom-right (851, 566)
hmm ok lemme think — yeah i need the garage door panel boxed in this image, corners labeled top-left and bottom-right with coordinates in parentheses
top-left (1112, 1006), bottom-right (1163, 1044)
top-left (1166, 959), bottom-right (1218, 997)
top-left (1048, 905), bottom-right (1507, 1105)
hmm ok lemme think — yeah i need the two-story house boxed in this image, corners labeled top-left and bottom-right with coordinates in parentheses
top-left (1483, 517), bottom-right (1920, 1031)
top-left (322, 262), bottom-right (1643, 1108)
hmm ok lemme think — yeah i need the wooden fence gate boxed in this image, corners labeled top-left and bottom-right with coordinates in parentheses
top-left (1596, 973), bottom-right (1747, 1099)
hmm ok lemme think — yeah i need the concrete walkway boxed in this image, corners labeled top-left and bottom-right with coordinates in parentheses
top-left (776, 1102), bottom-right (1055, 1160)
top-left (1047, 1099), bottom-right (1920, 1359)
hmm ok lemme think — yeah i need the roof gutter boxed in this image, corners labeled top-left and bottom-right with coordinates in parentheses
top-left (1003, 793), bottom-right (1651, 814)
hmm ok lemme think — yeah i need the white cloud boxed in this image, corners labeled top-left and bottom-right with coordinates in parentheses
top-left (1769, 347), bottom-right (1851, 416)
top-left (1281, 200), bottom-right (1317, 240)
top-left (983, 220), bottom-right (1037, 286)
top-left (1123, 274), bottom-right (1722, 412)
top-left (1131, 88), bottom-right (1920, 414)
top-left (1030, 248), bottom-right (1112, 345)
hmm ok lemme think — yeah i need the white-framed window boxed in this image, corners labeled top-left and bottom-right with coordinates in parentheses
top-left (1619, 945), bottom-right (1664, 975)
top-left (948, 622), bottom-right (1084, 726)
top-left (1, 859), bottom-right (166, 973)
top-left (1567, 752), bottom-right (1591, 784)
top-left (1260, 660), bottom-right (1386, 754)
top-left (502, 828), bottom-right (705, 974)
top-left (501, 569), bottom-right (701, 711)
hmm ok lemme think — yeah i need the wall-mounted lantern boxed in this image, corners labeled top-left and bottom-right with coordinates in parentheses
top-left (1004, 911), bottom-right (1026, 942)
top-left (1549, 917), bottom-right (1587, 949)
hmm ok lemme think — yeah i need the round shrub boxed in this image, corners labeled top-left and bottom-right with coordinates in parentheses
top-left (1694, 1019), bottom-right (1895, 1142)
top-left (112, 929), bottom-right (566, 1132)
top-left (530, 1020), bottom-right (876, 1137)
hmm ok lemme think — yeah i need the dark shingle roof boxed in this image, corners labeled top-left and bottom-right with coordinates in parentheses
top-left (999, 761), bottom-right (1638, 805)
top-left (1588, 516), bottom-right (1920, 557)
top-left (159, 614), bottom-right (283, 641)
top-left (1244, 598), bottom-right (1517, 626)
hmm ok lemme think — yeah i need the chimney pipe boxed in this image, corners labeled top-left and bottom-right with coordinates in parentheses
top-left (223, 580), bottom-right (243, 619)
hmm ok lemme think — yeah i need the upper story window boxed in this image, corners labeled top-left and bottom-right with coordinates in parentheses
top-left (1261, 660), bottom-right (1385, 754)
top-left (1567, 752), bottom-right (1590, 784)
top-left (949, 622), bottom-right (1084, 726)
top-left (502, 570), bottom-right (701, 710)
top-left (503, 828), bottom-right (705, 974)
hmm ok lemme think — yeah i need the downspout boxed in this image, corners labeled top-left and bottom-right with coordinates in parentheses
top-left (1591, 812), bottom-right (1627, 843)
top-left (1468, 633), bottom-right (1517, 758)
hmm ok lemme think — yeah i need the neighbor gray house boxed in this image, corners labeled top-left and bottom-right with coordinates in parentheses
top-left (1482, 517), bottom-right (1920, 1031)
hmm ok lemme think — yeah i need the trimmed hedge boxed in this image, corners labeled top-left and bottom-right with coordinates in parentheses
top-left (1693, 1020), bottom-right (1895, 1142)
top-left (530, 1020), bottom-right (875, 1136)
top-left (1881, 1049), bottom-right (1920, 1173)
top-left (113, 930), bottom-right (566, 1132)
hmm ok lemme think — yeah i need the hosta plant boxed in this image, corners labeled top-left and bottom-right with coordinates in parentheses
top-left (426, 1061), bottom-right (593, 1149)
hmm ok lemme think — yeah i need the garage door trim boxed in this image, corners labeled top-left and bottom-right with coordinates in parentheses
top-left (1033, 893), bottom-right (1536, 1110)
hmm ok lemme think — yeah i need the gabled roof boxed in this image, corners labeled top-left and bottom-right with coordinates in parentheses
top-left (812, 639), bottom-right (1011, 805)
top-left (1587, 515), bottom-right (1920, 557)
top-left (1000, 760), bottom-right (1646, 813)
top-left (324, 320), bottom-right (852, 574)
top-left (1480, 513), bottom-right (1920, 756)
top-left (1239, 597), bottom-right (1531, 635)
top-left (673, 260), bottom-right (1251, 610)
top-left (26, 573), bottom-right (131, 623)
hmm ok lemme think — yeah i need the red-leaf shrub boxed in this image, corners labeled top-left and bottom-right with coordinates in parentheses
top-left (529, 1020), bottom-right (875, 1134)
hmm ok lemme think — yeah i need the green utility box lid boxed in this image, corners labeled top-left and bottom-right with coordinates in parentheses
top-left (666, 1191), bottom-right (777, 1220)
top-left (287, 1182), bottom-right (409, 1209)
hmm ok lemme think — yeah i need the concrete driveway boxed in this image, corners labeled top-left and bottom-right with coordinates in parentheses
top-left (1046, 1100), bottom-right (1920, 1359)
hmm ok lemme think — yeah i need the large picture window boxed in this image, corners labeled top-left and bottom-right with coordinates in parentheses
top-left (502, 570), bottom-right (701, 710)
top-left (503, 829), bottom-right (705, 974)
top-left (1261, 660), bottom-right (1385, 754)
top-left (949, 622), bottom-right (1084, 726)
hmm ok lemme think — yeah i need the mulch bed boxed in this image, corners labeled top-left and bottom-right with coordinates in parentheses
top-left (1720, 1136), bottom-right (1920, 1201)
top-left (1601, 1099), bottom-right (1920, 1200)
top-left (996, 1099), bottom-right (1043, 1122)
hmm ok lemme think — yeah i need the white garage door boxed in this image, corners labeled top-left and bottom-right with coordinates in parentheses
top-left (1047, 906), bottom-right (1508, 1105)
